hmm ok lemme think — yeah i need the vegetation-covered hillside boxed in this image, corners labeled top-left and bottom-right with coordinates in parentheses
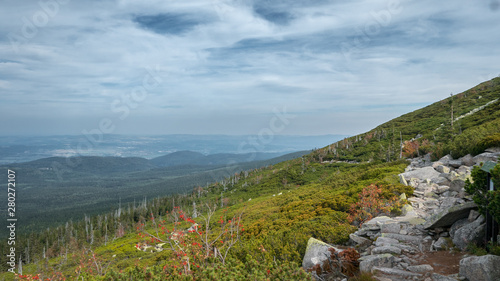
top-left (311, 77), bottom-right (500, 162)
top-left (1, 78), bottom-right (499, 280)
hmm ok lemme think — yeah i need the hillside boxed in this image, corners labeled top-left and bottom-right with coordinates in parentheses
top-left (150, 151), bottom-right (285, 167)
top-left (312, 77), bottom-right (500, 163)
top-left (1, 78), bottom-right (500, 280)
top-left (0, 151), bottom-right (309, 234)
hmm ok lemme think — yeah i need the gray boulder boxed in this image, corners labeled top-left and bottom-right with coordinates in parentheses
top-left (438, 155), bottom-right (453, 166)
top-left (433, 237), bottom-right (453, 251)
top-left (372, 267), bottom-right (423, 278)
top-left (359, 254), bottom-right (395, 273)
top-left (400, 167), bottom-right (441, 182)
top-left (449, 179), bottom-right (465, 192)
top-left (432, 273), bottom-right (460, 281)
top-left (374, 237), bottom-right (400, 247)
top-left (459, 255), bottom-right (500, 281)
top-left (468, 210), bottom-right (481, 222)
top-left (452, 215), bottom-right (485, 251)
top-left (449, 218), bottom-right (469, 239)
top-left (436, 185), bottom-right (450, 194)
top-left (407, 264), bottom-right (433, 273)
top-left (448, 160), bottom-right (462, 168)
top-left (302, 237), bottom-right (343, 270)
top-left (435, 165), bottom-right (451, 174)
top-left (473, 152), bottom-right (499, 165)
top-left (432, 175), bottom-right (451, 186)
top-left (424, 202), bottom-right (477, 229)
top-left (461, 154), bottom-right (475, 167)
top-left (372, 246), bottom-right (402, 255)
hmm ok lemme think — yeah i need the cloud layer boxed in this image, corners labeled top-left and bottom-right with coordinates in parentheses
top-left (1, 0), bottom-right (499, 136)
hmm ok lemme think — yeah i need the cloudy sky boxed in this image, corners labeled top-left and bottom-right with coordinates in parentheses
top-left (1, 0), bottom-right (499, 136)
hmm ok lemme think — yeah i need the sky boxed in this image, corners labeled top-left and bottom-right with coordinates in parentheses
top-left (1, 0), bottom-right (499, 136)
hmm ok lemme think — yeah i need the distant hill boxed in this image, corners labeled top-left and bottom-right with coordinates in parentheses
top-left (0, 150), bottom-right (309, 232)
top-left (150, 150), bottom-right (285, 167)
top-left (19, 156), bottom-right (157, 175)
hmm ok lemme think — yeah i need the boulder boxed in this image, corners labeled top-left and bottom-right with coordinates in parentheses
top-left (400, 204), bottom-right (418, 217)
top-left (372, 246), bottom-right (402, 255)
top-left (400, 167), bottom-right (441, 183)
top-left (423, 202), bottom-right (477, 229)
top-left (359, 254), bottom-right (395, 273)
top-left (432, 237), bottom-right (453, 251)
top-left (399, 174), bottom-right (408, 186)
top-left (434, 165), bottom-right (450, 174)
top-left (362, 216), bottom-right (393, 231)
top-left (460, 154), bottom-right (475, 167)
top-left (380, 233), bottom-right (423, 245)
top-left (472, 152), bottom-right (499, 165)
top-left (435, 186), bottom-right (450, 194)
top-left (459, 255), bottom-right (500, 281)
top-left (468, 210), bottom-right (481, 222)
top-left (457, 165), bottom-right (471, 174)
top-left (438, 155), bottom-right (452, 166)
top-left (380, 222), bottom-right (401, 234)
top-left (432, 273), bottom-right (460, 281)
top-left (407, 264), bottom-right (433, 273)
top-left (374, 237), bottom-right (400, 247)
top-left (448, 160), bottom-right (462, 168)
top-left (449, 218), bottom-right (469, 239)
top-left (371, 267), bottom-right (423, 278)
top-left (440, 197), bottom-right (458, 210)
top-left (431, 176), bottom-right (450, 186)
top-left (452, 215), bottom-right (485, 250)
top-left (349, 234), bottom-right (371, 251)
top-left (302, 237), bottom-right (343, 270)
top-left (449, 180), bottom-right (465, 192)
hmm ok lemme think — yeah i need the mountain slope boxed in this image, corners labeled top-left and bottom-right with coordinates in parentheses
top-left (313, 77), bottom-right (500, 162)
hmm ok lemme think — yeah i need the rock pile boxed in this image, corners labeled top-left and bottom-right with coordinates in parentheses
top-left (351, 152), bottom-right (499, 280)
top-left (302, 151), bottom-right (500, 281)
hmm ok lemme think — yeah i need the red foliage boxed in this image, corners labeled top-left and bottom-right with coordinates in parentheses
top-left (347, 184), bottom-right (398, 226)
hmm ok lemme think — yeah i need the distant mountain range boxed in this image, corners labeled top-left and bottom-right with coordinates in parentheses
top-left (0, 134), bottom-right (346, 165)
top-left (0, 150), bottom-right (311, 232)
top-left (8, 150), bottom-right (297, 175)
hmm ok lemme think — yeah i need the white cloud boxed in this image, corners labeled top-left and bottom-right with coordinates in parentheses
top-left (0, 0), bottom-right (499, 135)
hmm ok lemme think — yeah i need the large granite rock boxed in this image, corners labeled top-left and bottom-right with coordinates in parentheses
top-left (359, 254), bottom-right (395, 273)
top-left (448, 159), bottom-right (462, 168)
top-left (459, 255), bottom-right (500, 281)
top-left (400, 167), bottom-right (441, 183)
top-left (452, 215), bottom-right (485, 251)
top-left (423, 202), bottom-right (477, 229)
top-left (449, 179), bottom-right (465, 192)
top-left (432, 237), bottom-right (453, 251)
top-left (449, 218), bottom-right (469, 239)
top-left (437, 155), bottom-right (452, 166)
top-left (432, 273), bottom-right (461, 281)
top-left (473, 152), bottom-right (499, 165)
top-left (461, 154), bottom-right (475, 166)
top-left (302, 238), bottom-right (343, 271)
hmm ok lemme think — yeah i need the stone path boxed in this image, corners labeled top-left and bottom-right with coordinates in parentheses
top-left (350, 152), bottom-right (500, 281)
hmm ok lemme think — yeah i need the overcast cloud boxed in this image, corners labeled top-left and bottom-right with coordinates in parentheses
top-left (1, 0), bottom-right (499, 136)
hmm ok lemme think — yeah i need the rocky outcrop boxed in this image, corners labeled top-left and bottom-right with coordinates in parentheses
top-left (452, 216), bottom-right (485, 251)
top-left (302, 237), bottom-right (343, 271)
top-left (459, 255), bottom-right (500, 281)
top-left (423, 202), bottom-right (477, 229)
top-left (354, 153), bottom-right (497, 280)
top-left (303, 152), bottom-right (498, 280)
